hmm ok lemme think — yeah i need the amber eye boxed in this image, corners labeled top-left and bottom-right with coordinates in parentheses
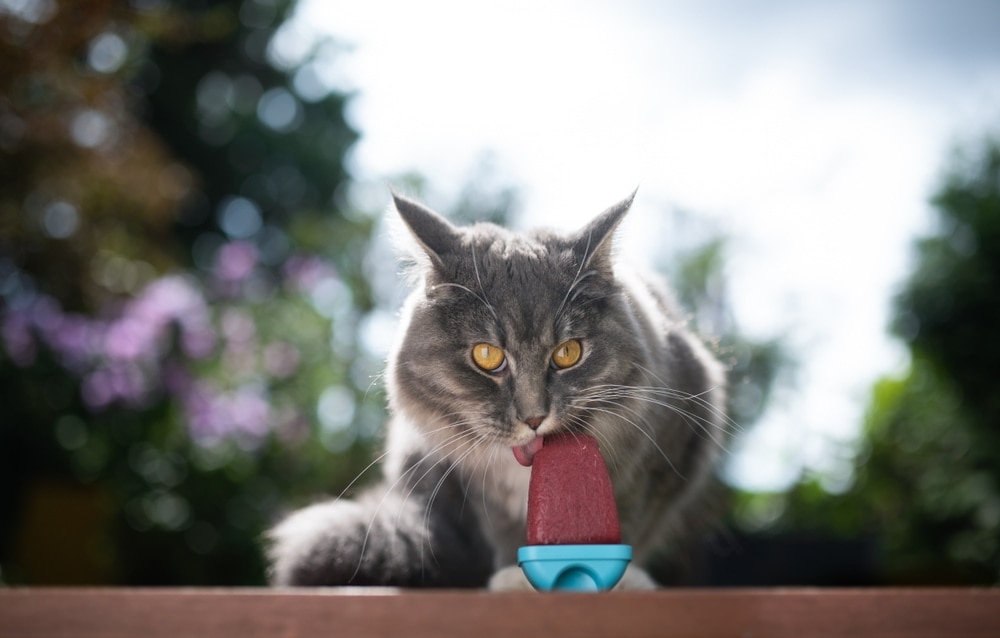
top-left (472, 343), bottom-right (506, 372)
top-left (551, 339), bottom-right (583, 369)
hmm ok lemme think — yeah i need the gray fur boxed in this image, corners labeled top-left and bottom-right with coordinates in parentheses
top-left (266, 192), bottom-right (729, 588)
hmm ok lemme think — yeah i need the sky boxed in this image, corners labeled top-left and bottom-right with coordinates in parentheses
top-left (277, 0), bottom-right (1000, 491)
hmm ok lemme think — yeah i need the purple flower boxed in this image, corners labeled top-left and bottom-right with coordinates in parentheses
top-left (1, 306), bottom-right (37, 366)
top-left (221, 308), bottom-right (255, 344)
top-left (181, 381), bottom-right (273, 449)
top-left (162, 361), bottom-right (193, 397)
top-left (81, 368), bottom-right (115, 410)
top-left (282, 254), bottom-right (336, 294)
top-left (263, 341), bottom-right (300, 378)
top-left (82, 362), bottom-right (152, 410)
top-left (214, 241), bottom-right (258, 283)
top-left (49, 314), bottom-right (101, 372)
top-left (3, 266), bottom-right (314, 451)
top-left (2, 294), bottom-right (100, 370)
top-left (229, 386), bottom-right (270, 439)
top-left (27, 295), bottom-right (63, 339)
top-left (181, 326), bottom-right (216, 360)
top-left (272, 404), bottom-right (309, 445)
top-left (182, 382), bottom-right (219, 442)
top-left (104, 316), bottom-right (157, 362)
top-left (109, 275), bottom-right (217, 363)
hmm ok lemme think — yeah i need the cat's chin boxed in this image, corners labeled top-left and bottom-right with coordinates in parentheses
top-left (512, 436), bottom-right (544, 467)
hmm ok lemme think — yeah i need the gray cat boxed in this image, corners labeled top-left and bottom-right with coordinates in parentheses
top-left (266, 192), bottom-right (729, 589)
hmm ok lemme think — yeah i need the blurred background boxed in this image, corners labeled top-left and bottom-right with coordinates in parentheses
top-left (1, 0), bottom-right (997, 586)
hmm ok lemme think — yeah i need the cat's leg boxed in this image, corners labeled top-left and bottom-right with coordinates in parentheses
top-left (488, 565), bottom-right (534, 591)
top-left (614, 564), bottom-right (659, 590)
top-left (267, 463), bottom-right (493, 587)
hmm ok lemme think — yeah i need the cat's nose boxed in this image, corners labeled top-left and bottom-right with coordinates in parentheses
top-left (523, 415), bottom-right (546, 430)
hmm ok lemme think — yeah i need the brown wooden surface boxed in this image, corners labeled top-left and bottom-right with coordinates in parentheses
top-left (1, 588), bottom-right (998, 638)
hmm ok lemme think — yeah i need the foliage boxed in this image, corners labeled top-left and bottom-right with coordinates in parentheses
top-left (894, 140), bottom-right (1000, 433)
top-left (0, 0), bottom-right (183, 311)
top-left (760, 135), bottom-right (1000, 585)
top-left (0, 0), bottom-right (379, 585)
top-left (659, 217), bottom-right (790, 435)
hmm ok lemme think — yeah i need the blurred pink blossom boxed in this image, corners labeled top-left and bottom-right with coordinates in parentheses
top-left (2, 255), bottom-right (334, 449)
top-left (282, 254), bottom-right (336, 293)
top-left (183, 382), bottom-right (272, 448)
top-left (263, 341), bottom-right (300, 378)
top-left (214, 241), bottom-right (258, 283)
top-left (1, 306), bottom-right (37, 365)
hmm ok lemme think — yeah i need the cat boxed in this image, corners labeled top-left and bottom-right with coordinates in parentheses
top-left (266, 191), bottom-right (729, 589)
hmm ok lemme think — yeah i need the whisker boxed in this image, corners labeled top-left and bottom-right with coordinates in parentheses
top-left (582, 382), bottom-right (740, 438)
top-left (585, 388), bottom-right (719, 435)
top-left (397, 426), bottom-right (481, 514)
top-left (348, 415), bottom-right (482, 582)
top-left (588, 394), bottom-right (731, 460)
top-left (633, 362), bottom-right (742, 434)
top-left (434, 282), bottom-right (496, 320)
top-left (362, 369), bottom-right (386, 402)
top-left (418, 431), bottom-right (492, 570)
top-left (479, 442), bottom-right (501, 531)
top-left (581, 386), bottom-right (734, 456)
top-left (573, 402), bottom-right (685, 479)
top-left (335, 449), bottom-right (391, 501)
top-left (332, 408), bottom-right (477, 505)
top-left (554, 227), bottom-right (598, 325)
top-left (566, 412), bottom-right (623, 476)
top-left (471, 242), bottom-right (500, 323)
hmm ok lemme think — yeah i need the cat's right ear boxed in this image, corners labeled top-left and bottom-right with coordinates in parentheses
top-left (572, 189), bottom-right (636, 273)
top-left (392, 192), bottom-right (461, 272)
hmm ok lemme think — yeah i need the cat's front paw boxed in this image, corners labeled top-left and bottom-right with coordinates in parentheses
top-left (488, 565), bottom-right (535, 591)
top-left (613, 564), bottom-right (659, 590)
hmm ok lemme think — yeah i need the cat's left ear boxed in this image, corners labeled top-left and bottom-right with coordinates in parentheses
top-left (574, 189), bottom-right (636, 272)
top-left (392, 192), bottom-right (461, 271)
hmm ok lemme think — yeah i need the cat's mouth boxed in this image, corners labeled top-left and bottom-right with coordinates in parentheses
top-left (512, 436), bottom-right (544, 467)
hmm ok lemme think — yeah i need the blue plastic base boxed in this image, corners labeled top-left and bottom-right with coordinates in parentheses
top-left (517, 544), bottom-right (632, 592)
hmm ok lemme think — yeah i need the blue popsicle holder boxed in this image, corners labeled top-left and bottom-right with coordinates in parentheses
top-left (518, 544), bottom-right (632, 592)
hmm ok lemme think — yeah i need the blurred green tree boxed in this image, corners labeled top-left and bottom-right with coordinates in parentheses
top-left (636, 208), bottom-right (791, 584)
top-left (0, 0), bottom-right (183, 310)
top-left (647, 208), bottom-right (789, 437)
top-left (0, 0), bottom-right (378, 585)
top-left (762, 135), bottom-right (1000, 585)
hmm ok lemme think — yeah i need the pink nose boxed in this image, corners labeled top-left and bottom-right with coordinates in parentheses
top-left (524, 415), bottom-right (546, 430)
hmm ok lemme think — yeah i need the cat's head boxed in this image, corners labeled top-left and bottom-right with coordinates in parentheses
top-left (387, 191), bottom-right (645, 466)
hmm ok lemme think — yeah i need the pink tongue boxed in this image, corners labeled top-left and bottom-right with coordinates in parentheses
top-left (513, 436), bottom-right (544, 467)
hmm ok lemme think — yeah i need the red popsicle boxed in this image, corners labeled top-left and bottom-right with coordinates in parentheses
top-left (525, 432), bottom-right (621, 546)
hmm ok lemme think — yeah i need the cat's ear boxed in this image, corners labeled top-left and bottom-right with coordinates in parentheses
top-left (573, 189), bottom-right (636, 271)
top-left (392, 192), bottom-right (461, 271)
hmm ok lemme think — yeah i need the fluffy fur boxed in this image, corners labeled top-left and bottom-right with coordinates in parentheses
top-left (266, 192), bottom-right (729, 588)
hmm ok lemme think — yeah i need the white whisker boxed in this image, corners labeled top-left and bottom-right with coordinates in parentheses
top-left (579, 386), bottom-right (735, 457)
top-left (573, 400), bottom-right (685, 479)
top-left (348, 414), bottom-right (481, 582)
top-left (554, 228), bottom-right (598, 325)
top-left (471, 242), bottom-right (500, 322)
top-left (418, 432), bottom-right (487, 569)
top-left (583, 381), bottom-right (740, 438)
